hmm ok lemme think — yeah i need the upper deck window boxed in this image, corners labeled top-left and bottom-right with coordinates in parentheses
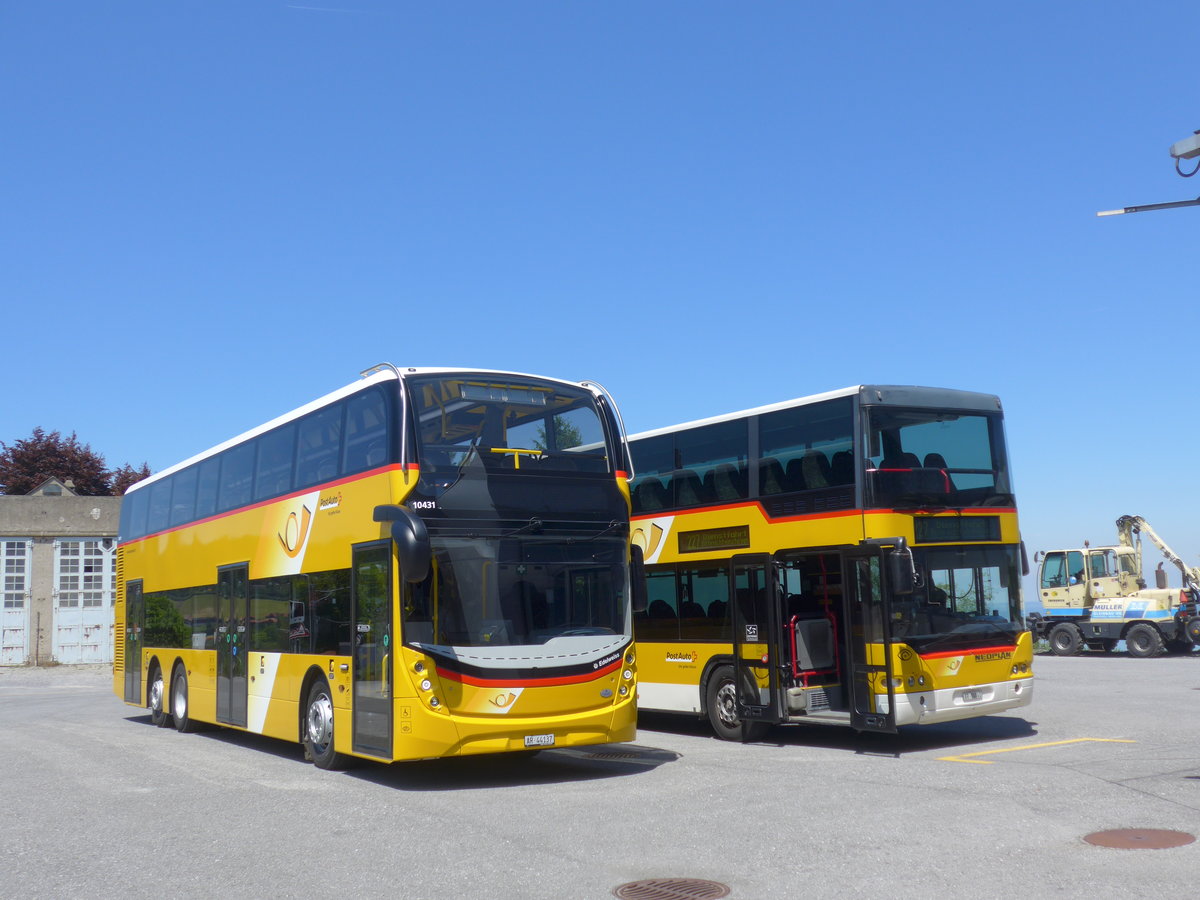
top-left (406, 374), bottom-right (610, 491)
top-left (865, 406), bottom-right (1012, 509)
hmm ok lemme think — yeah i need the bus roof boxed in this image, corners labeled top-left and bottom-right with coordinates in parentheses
top-left (126, 366), bottom-right (601, 495)
top-left (625, 384), bottom-right (1003, 442)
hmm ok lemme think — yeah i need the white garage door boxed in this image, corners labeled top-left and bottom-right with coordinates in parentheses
top-left (53, 539), bottom-right (115, 664)
top-left (2, 539), bottom-right (32, 666)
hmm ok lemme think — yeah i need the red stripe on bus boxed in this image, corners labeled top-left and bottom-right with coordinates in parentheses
top-left (435, 658), bottom-right (623, 688)
top-left (118, 463), bottom-right (405, 547)
top-left (919, 645), bottom-right (1017, 660)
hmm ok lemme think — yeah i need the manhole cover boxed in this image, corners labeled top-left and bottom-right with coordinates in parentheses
top-left (612, 878), bottom-right (731, 900)
top-left (1084, 829), bottom-right (1195, 849)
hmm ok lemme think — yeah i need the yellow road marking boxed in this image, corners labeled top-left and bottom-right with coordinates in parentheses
top-left (939, 738), bottom-right (1136, 765)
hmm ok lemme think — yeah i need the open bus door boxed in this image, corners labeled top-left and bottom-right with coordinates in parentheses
top-left (731, 554), bottom-right (785, 730)
top-left (844, 539), bottom-right (913, 734)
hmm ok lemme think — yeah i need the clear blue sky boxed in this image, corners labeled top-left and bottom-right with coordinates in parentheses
top-left (4, 2), bottom-right (1199, 602)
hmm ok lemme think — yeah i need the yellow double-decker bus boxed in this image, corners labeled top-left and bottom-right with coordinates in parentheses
top-left (115, 366), bottom-right (639, 767)
top-left (627, 385), bottom-right (1032, 739)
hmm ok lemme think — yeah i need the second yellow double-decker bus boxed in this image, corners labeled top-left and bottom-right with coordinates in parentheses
top-left (627, 385), bottom-right (1032, 739)
top-left (115, 366), bottom-right (639, 767)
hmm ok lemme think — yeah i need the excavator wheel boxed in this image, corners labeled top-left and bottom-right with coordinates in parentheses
top-left (1125, 623), bottom-right (1164, 658)
top-left (1186, 617), bottom-right (1200, 645)
top-left (1048, 622), bottom-right (1083, 656)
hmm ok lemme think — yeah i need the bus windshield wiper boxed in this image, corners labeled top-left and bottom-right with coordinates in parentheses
top-left (569, 520), bottom-right (626, 543)
top-left (502, 517), bottom-right (543, 537)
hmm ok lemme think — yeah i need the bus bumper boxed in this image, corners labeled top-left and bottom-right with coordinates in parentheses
top-left (883, 676), bottom-right (1033, 726)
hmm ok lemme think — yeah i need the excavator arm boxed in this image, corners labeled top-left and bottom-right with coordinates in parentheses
top-left (1115, 515), bottom-right (1200, 596)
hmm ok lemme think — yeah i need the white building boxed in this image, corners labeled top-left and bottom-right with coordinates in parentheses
top-left (0, 478), bottom-right (120, 665)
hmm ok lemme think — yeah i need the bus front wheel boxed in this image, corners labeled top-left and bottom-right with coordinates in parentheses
top-left (303, 679), bottom-right (351, 770)
top-left (705, 666), bottom-right (768, 743)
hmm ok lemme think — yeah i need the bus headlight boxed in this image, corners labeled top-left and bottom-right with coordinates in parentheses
top-left (623, 669), bottom-right (633, 681)
top-left (420, 679), bottom-right (432, 691)
top-left (625, 650), bottom-right (635, 665)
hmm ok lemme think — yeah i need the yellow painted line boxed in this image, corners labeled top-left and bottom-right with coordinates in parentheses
top-left (939, 738), bottom-right (1136, 765)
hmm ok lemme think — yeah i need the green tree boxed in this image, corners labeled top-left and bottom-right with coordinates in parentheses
top-left (535, 416), bottom-right (584, 452)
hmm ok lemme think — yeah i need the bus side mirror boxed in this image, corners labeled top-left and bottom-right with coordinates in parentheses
top-left (374, 505), bottom-right (431, 583)
top-left (888, 548), bottom-right (915, 596)
top-left (630, 543), bottom-right (648, 614)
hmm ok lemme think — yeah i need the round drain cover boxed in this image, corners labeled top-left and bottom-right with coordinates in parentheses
top-left (1084, 829), bottom-right (1195, 849)
top-left (612, 878), bottom-right (731, 900)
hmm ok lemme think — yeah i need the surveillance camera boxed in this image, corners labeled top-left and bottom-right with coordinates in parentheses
top-left (1169, 132), bottom-right (1200, 161)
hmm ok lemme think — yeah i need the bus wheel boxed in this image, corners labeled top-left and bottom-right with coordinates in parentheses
top-left (1125, 623), bottom-right (1163, 658)
top-left (705, 666), bottom-right (767, 743)
top-left (149, 665), bottom-right (170, 728)
top-left (1048, 623), bottom-right (1082, 656)
top-left (304, 679), bottom-right (351, 770)
top-left (172, 667), bottom-right (198, 733)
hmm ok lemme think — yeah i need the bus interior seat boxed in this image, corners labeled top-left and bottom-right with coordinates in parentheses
top-left (365, 442), bottom-right (386, 468)
top-left (647, 599), bottom-right (676, 619)
top-left (830, 450), bottom-right (854, 485)
top-left (759, 460), bottom-right (787, 495)
top-left (800, 451), bottom-right (831, 489)
top-left (633, 478), bottom-right (669, 512)
top-left (784, 459), bottom-right (808, 492)
top-left (672, 470), bottom-right (709, 507)
top-left (707, 599), bottom-right (728, 619)
top-left (793, 617), bottom-right (835, 671)
top-left (705, 463), bottom-right (746, 501)
top-left (680, 600), bottom-right (706, 618)
top-left (923, 453), bottom-right (955, 490)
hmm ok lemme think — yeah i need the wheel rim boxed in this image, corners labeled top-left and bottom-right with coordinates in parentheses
top-left (307, 692), bottom-right (334, 749)
top-left (173, 676), bottom-right (187, 720)
top-left (149, 672), bottom-right (164, 714)
top-left (715, 681), bottom-right (739, 728)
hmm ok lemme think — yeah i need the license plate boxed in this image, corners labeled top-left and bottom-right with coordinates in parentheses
top-left (961, 690), bottom-right (981, 703)
top-left (524, 733), bottom-right (555, 748)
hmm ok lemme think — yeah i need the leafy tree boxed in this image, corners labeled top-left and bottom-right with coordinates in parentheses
top-left (535, 416), bottom-right (585, 452)
top-left (0, 428), bottom-right (152, 496)
top-left (110, 462), bottom-right (152, 496)
top-left (0, 428), bottom-right (111, 495)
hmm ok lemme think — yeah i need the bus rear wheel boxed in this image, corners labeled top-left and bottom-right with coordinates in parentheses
top-left (705, 666), bottom-right (768, 743)
top-left (172, 667), bottom-right (198, 733)
top-left (149, 665), bottom-right (171, 728)
top-left (1125, 623), bottom-right (1163, 658)
top-left (303, 679), bottom-right (351, 770)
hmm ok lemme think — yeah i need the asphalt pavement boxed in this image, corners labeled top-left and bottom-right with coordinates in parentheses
top-left (2, 653), bottom-right (1198, 899)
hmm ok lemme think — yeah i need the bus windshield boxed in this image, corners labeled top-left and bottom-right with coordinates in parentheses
top-left (891, 545), bottom-right (1024, 653)
top-left (407, 374), bottom-right (611, 492)
top-left (865, 406), bottom-right (1012, 509)
top-left (402, 534), bottom-right (629, 649)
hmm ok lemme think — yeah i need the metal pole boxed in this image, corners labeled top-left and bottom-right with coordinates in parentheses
top-left (1098, 196), bottom-right (1200, 216)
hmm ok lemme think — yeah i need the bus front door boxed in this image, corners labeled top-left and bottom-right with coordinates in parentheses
top-left (351, 543), bottom-right (393, 759)
top-left (216, 564), bottom-right (249, 728)
top-left (731, 554), bottom-right (784, 728)
top-left (123, 580), bottom-right (143, 704)
top-left (843, 547), bottom-right (898, 733)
